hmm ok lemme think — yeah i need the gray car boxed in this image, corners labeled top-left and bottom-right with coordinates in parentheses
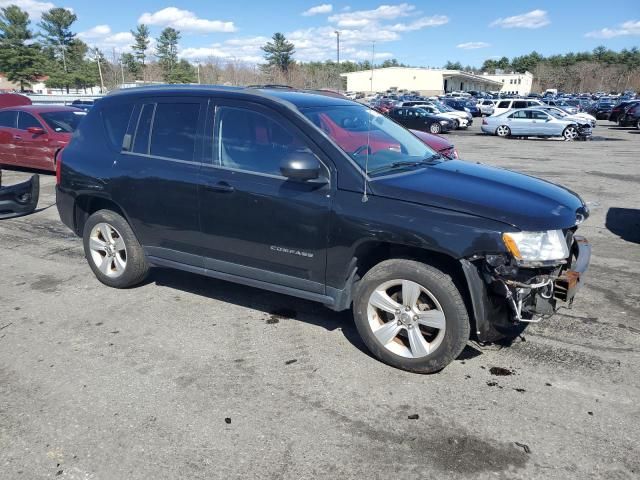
top-left (481, 108), bottom-right (592, 140)
top-left (543, 99), bottom-right (579, 115)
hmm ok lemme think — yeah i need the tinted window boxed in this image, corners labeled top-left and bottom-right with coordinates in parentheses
top-left (217, 106), bottom-right (310, 176)
top-left (513, 101), bottom-right (527, 109)
top-left (150, 103), bottom-right (200, 161)
top-left (18, 112), bottom-right (43, 130)
top-left (497, 101), bottom-right (509, 108)
top-left (132, 104), bottom-right (154, 154)
top-left (102, 103), bottom-right (133, 149)
top-left (531, 111), bottom-right (549, 120)
top-left (40, 110), bottom-right (85, 133)
top-left (0, 110), bottom-right (17, 128)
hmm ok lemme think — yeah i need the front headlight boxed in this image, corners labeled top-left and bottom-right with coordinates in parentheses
top-left (502, 230), bottom-right (569, 263)
top-left (440, 120), bottom-right (448, 125)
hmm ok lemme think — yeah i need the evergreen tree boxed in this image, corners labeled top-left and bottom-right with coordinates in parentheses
top-left (156, 27), bottom-right (180, 81)
top-left (166, 59), bottom-right (196, 84)
top-left (444, 61), bottom-right (462, 70)
top-left (38, 7), bottom-right (76, 72)
top-left (0, 5), bottom-right (44, 91)
top-left (121, 52), bottom-right (139, 80)
top-left (131, 23), bottom-right (150, 79)
top-left (262, 33), bottom-right (295, 73)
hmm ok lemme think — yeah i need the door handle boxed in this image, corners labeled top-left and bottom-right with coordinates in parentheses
top-left (204, 181), bottom-right (235, 193)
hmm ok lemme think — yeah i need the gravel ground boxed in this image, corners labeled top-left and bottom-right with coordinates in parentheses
top-left (0, 120), bottom-right (639, 480)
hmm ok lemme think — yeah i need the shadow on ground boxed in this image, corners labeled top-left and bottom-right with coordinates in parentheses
top-left (606, 207), bottom-right (640, 244)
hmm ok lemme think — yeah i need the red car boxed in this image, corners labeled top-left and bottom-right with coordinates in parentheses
top-left (410, 129), bottom-right (459, 159)
top-left (0, 105), bottom-right (86, 171)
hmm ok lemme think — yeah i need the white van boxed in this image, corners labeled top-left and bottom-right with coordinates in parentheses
top-left (492, 98), bottom-right (543, 116)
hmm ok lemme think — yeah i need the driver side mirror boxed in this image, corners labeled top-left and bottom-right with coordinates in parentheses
top-left (27, 126), bottom-right (45, 135)
top-left (280, 152), bottom-right (323, 182)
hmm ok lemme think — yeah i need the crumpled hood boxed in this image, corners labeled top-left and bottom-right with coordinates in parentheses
top-left (370, 160), bottom-right (588, 231)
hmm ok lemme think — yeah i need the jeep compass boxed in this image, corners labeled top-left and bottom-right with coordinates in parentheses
top-left (56, 86), bottom-right (591, 373)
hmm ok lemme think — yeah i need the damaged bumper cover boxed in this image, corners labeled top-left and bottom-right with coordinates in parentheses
top-left (0, 172), bottom-right (40, 219)
top-left (461, 235), bottom-right (591, 342)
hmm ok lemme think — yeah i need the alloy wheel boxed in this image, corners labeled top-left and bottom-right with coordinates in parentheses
top-left (496, 125), bottom-right (510, 137)
top-left (367, 279), bottom-right (446, 358)
top-left (89, 222), bottom-right (127, 278)
top-left (564, 126), bottom-right (578, 141)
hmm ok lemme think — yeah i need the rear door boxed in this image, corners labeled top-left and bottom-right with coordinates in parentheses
top-left (198, 99), bottom-right (332, 293)
top-left (0, 110), bottom-right (18, 166)
top-left (507, 110), bottom-right (530, 134)
top-left (110, 97), bottom-right (206, 266)
top-left (15, 111), bottom-right (53, 169)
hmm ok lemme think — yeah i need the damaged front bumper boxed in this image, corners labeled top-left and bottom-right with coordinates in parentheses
top-left (0, 171), bottom-right (40, 219)
top-left (461, 235), bottom-right (591, 342)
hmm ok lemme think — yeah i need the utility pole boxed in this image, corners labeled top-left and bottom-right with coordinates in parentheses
top-left (96, 54), bottom-right (105, 93)
top-left (197, 63), bottom-right (201, 84)
top-left (370, 41), bottom-right (375, 93)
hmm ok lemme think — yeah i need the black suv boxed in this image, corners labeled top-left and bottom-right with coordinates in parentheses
top-left (56, 86), bottom-right (591, 373)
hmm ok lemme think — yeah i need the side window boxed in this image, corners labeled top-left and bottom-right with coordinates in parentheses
top-left (216, 106), bottom-right (313, 176)
top-left (497, 101), bottom-right (509, 109)
top-left (150, 103), bottom-right (200, 161)
top-left (17, 112), bottom-right (43, 130)
top-left (0, 110), bottom-right (17, 128)
top-left (102, 103), bottom-right (134, 150)
top-left (531, 111), bottom-right (549, 120)
top-left (510, 110), bottom-right (528, 119)
top-left (513, 101), bottom-right (527, 109)
top-left (132, 104), bottom-right (154, 155)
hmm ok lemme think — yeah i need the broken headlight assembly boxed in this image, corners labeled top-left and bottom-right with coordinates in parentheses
top-left (502, 230), bottom-right (569, 266)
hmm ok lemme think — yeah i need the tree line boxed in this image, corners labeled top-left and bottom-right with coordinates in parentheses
top-left (1, 2), bottom-right (638, 94)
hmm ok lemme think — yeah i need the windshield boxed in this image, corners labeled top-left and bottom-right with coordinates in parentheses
top-left (301, 105), bottom-right (437, 177)
top-left (40, 110), bottom-right (86, 133)
top-left (546, 110), bottom-right (565, 119)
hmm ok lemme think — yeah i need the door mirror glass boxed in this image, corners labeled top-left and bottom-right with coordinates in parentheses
top-left (280, 152), bottom-right (321, 181)
top-left (27, 126), bottom-right (46, 135)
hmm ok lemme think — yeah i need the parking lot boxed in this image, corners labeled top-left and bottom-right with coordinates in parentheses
top-left (1, 120), bottom-right (639, 479)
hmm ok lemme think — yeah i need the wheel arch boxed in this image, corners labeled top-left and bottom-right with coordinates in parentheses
top-left (335, 240), bottom-right (477, 335)
top-left (73, 194), bottom-right (130, 237)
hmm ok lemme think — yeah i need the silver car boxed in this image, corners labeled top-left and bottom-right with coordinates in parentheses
top-left (481, 108), bottom-right (592, 140)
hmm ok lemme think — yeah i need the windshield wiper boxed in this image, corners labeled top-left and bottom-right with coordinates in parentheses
top-left (369, 155), bottom-right (441, 175)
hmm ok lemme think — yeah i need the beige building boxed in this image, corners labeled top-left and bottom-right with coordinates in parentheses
top-left (340, 67), bottom-right (503, 95)
top-left (482, 71), bottom-right (534, 96)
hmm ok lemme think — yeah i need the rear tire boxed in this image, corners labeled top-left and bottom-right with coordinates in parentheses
top-left (353, 259), bottom-right (470, 373)
top-left (82, 209), bottom-right (149, 288)
top-left (496, 125), bottom-right (510, 137)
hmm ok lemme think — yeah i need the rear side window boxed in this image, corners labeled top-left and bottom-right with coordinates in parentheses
top-left (497, 101), bottom-right (509, 108)
top-left (149, 103), bottom-right (200, 161)
top-left (102, 103), bottom-right (133, 150)
top-left (513, 101), bottom-right (527, 109)
top-left (132, 104), bottom-right (154, 154)
top-left (0, 110), bottom-right (17, 128)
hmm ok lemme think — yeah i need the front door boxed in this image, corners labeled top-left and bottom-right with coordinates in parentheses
top-left (110, 98), bottom-right (206, 267)
top-left (15, 111), bottom-right (53, 169)
top-left (198, 100), bottom-right (332, 293)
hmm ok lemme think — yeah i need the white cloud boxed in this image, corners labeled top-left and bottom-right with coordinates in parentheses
top-left (456, 41), bottom-right (490, 49)
top-left (79, 24), bottom-right (135, 53)
top-left (0, 0), bottom-right (55, 19)
top-left (490, 9), bottom-right (550, 29)
top-left (329, 3), bottom-right (415, 28)
top-left (138, 7), bottom-right (236, 33)
top-left (389, 15), bottom-right (448, 32)
top-left (585, 20), bottom-right (640, 38)
top-left (302, 4), bottom-right (333, 16)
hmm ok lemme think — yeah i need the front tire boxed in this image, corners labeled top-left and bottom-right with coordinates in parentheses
top-left (353, 259), bottom-right (470, 373)
top-left (563, 125), bottom-right (579, 141)
top-left (429, 122), bottom-right (442, 134)
top-left (82, 209), bottom-right (149, 288)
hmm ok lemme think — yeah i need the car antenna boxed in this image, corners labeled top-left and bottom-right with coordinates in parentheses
top-left (362, 40), bottom-right (375, 203)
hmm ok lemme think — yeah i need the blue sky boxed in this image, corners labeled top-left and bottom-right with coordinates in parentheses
top-left (2, 0), bottom-right (639, 66)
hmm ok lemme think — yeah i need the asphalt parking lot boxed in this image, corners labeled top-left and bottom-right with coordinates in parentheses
top-left (1, 120), bottom-right (639, 479)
